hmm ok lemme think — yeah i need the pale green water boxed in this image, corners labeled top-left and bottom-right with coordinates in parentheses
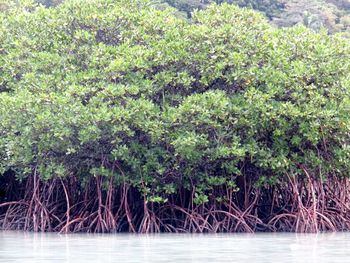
top-left (1, 231), bottom-right (350, 262)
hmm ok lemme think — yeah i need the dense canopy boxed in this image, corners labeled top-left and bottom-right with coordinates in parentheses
top-left (0, 0), bottom-right (350, 233)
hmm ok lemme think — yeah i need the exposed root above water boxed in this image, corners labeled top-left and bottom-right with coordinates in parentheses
top-left (1, 173), bottom-right (350, 233)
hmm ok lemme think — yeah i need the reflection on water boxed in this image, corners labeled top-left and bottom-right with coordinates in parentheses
top-left (1, 231), bottom-right (350, 262)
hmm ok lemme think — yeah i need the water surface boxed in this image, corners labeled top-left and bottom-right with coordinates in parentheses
top-left (1, 231), bottom-right (350, 262)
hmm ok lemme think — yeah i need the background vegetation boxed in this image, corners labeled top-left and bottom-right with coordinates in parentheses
top-left (159, 0), bottom-right (350, 35)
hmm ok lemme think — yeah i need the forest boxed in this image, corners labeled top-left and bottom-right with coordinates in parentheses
top-left (0, 0), bottom-right (350, 233)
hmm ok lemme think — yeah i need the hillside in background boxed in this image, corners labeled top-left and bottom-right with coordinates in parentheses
top-left (159, 0), bottom-right (350, 35)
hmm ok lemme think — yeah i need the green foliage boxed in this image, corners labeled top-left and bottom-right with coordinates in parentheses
top-left (0, 0), bottom-right (350, 203)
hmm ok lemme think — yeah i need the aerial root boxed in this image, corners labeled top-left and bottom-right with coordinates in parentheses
top-left (1, 173), bottom-right (350, 233)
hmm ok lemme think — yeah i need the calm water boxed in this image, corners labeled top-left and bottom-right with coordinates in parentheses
top-left (1, 231), bottom-right (350, 262)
